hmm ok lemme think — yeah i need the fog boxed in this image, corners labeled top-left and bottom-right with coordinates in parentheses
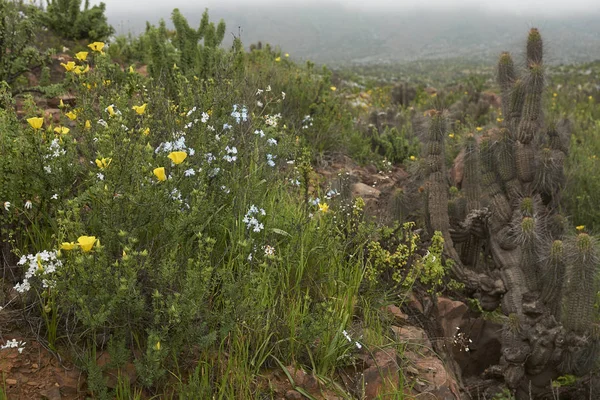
top-left (95, 0), bottom-right (599, 16)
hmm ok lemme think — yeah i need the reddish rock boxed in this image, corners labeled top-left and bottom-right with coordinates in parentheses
top-left (383, 304), bottom-right (409, 324)
top-left (361, 349), bottom-right (399, 399)
top-left (352, 182), bottom-right (381, 199)
top-left (436, 297), bottom-right (469, 338)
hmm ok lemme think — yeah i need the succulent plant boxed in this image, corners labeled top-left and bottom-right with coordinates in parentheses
top-left (424, 28), bottom-right (599, 397)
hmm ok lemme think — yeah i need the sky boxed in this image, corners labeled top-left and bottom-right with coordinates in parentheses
top-left (93, 0), bottom-right (599, 16)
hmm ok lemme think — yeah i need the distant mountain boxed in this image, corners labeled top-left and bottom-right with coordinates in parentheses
top-left (107, 3), bottom-right (600, 65)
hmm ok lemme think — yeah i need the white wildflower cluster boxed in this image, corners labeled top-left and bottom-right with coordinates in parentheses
top-left (1, 339), bottom-right (26, 354)
top-left (231, 105), bottom-right (248, 124)
top-left (97, 119), bottom-right (108, 128)
top-left (309, 197), bottom-right (321, 206)
top-left (254, 129), bottom-right (265, 138)
top-left (264, 245), bottom-right (275, 256)
top-left (223, 123), bottom-right (232, 130)
top-left (243, 205), bottom-right (266, 233)
top-left (266, 154), bottom-right (276, 167)
top-left (289, 178), bottom-right (301, 186)
top-left (155, 137), bottom-right (195, 156)
top-left (184, 168), bottom-right (196, 177)
top-left (266, 138), bottom-right (278, 146)
top-left (24, 200), bottom-right (32, 210)
top-left (302, 115), bottom-right (313, 129)
top-left (325, 189), bottom-right (339, 200)
top-left (45, 138), bottom-right (66, 160)
top-left (223, 146), bottom-right (238, 163)
top-left (14, 250), bottom-right (62, 294)
top-left (265, 114), bottom-right (282, 127)
top-left (184, 107), bottom-right (209, 129)
top-left (453, 327), bottom-right (472, 352)
top-left (342, 330), bottom-right (362, 350)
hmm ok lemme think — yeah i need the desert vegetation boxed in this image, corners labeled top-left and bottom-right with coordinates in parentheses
top-left (1, 1), bottom-right (600, 399)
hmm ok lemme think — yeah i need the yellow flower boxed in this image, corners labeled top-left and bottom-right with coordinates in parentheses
top-left (142, 127), bottom-right (150, 136)
top-left (27, 117), bottom-right (44, 130)
top-left (77, 236), bottom-right (97, 252)
top-left (167, 151), bottom-right (187, 165)
top-left (74, 64), bottom-right (89, 75)
top-left (60, 61), bottom-right (76, 72)
top-left (95, 157), bottom-right (112, 169)
top-left (59, 99), bottom-right (65, 108)
top-left (476, 127), bottom-right (483, 131)
top-left (132, 103), bottom-right (147, 115)
top-left (103, 80), bottom-right (111, 86)
top-left (153, 167), bottom-right (167, 181)
top-left (275, 56), bottom-right (281, 62)
top-left (448, 133), bottom-right (455, 138)
top-left (285, 53), bottom-right (289, 57)
top-left (54, 126), bottom-right (70, 135)
top-left (65, 111), bottom-right (77, 120)
top-left (87, 42), bottom-right (105, 52)
top-left (85, 120), bottom-right (91, 130)
top-left (318, 203), bottom-right (330, 213)
top-left (576, 225), bottom-right (585, 231)
top-left (129, 65), bottom-right (135, 73)
top-left (60, 242), bottom-right (77, 251)
top-left (497, 117), bottom-right (504, 123)
top-left (553, 92), bottom-right (558, 97)
top-left (155, 341), bottom-right (161, 351)
top-left (330, 86), bottom-right (337, 91)
top-left (409, 155), bottom-right (416, 161)
top-left (75, 51), bottom-right (88, 61)
top-left (106, 105), bottom-right (116, 117)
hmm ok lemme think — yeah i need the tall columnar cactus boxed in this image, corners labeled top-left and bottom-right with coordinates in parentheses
top-left (424, 28), bottom-right (599, 397)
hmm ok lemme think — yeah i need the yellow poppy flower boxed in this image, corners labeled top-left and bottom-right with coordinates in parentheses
top-left (60, 61), bottom-right (76, 72)
top-left (275, 56), bottom-right (281, 62)
top-left (330, 86), bottom-right (337, 91)
top-left (27, 117), bottom-right (44, 130)
top-left (77, 236), bottom-right (97, 252)
top-left (132, 103), bottom-right (147, 115)
top-left (318, 203), bottom-right (330, 213)
top-left (129, 65), bottom-right (135, 73)
top-left (476, 127), bottom-right (483, 131)
top-left (576, 225), bottom-right (585, 231)
top-left (155, 341), bottom-right (161, 351)
top-left (106, 105), bottom-right (116, 117)
top-left (95, 157), bottom-right (112, 169)
top-left (448, 133), bottom-right (455, 138)
top-left (60, 242), bottom-right (77, 251)
top-left (54, 126), bottom-right (70, 135)
top-left (167, 151), bottom-right (187, 165)
top-left (142, 127), bottom-right (150, 136)
top-left (153, 167), bottom-right (167, 181)
top-left (85, 120), bottom-right (91, 129)
top-left (497, 117), bottom-right (504, 123)
top-left (74, 64), bottom-right (90, 75)
top-left (87, 42), bottom-right (105, 52)
top-left (409, 155), bottom-right (417, 161)
top-left (75, 51), bottom-right (88, 61)
top-left (59, 99), bottom-right (65, 108)
top-left (65, 111), bottom-right (77, 120)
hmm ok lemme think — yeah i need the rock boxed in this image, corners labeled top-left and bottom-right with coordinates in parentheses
top-left (391, 326), bottom-right (432, 352)
top-left (47, 94), bottom-right (77, 108)
top-left (436, 297), bottom-right (469, 338)
top-left (383, 304), bottom-right (409, 324)
top-left (40, 386), bottom-right (62, 400)
top-left (5, 378), bottom-right (17, 385)
top-left (284, 389), bottom-right (303, 400)
top-left (351, 182), bottom-right (381, 199)
top-left (361, 349), bottom-right (399, 399)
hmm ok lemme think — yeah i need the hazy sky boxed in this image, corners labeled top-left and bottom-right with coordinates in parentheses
top-left (95, 0), bottom-right (599, 15)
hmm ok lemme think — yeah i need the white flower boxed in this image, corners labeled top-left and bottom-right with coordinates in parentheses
top-left (24, 200), bottom-right (32, 209)
top-left (223, 123), bottom-right (232, 130)
top-left (266, 85), bottom-right (272, 92)
top-left (3, 202), bottom-right (10, 211)
top-left (342, 330), bottom-right (352, 342)
top-left (97, 173), bottom-right (105, 181)
top-left (355, 342), bottom-right (362, 349)
top-left (254, 129), bottom-right (265, 138)
top-left (97, 119), bottom-right (108, 127)
top-left (264, 245), bottom-right (275, 256)
top-left (51, 194), bottom-right (58, 200)
top-left (256, 88), bottom-right (264, 96)
top-left (257, 101), bottom-right (263, 108)
top-left (207, 125), bottom-right (215, 132)
top-left (44, 165), bottom-right (52, 174)
top-left (267, 138), bottom-right (278, 146)
top-left (184, 168), bottom-right (195, 177)
top-left (266, 154), bottom-right (276, 167)
top-left (186, 106), bottom-right (197, 117)
top-left (201, 112), bottom-right (209, 123)
top-left (281, 92), bottom-right (286, 100)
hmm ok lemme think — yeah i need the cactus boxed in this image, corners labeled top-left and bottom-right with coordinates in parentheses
top-left (421, 28), bottom-right (600, 396)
